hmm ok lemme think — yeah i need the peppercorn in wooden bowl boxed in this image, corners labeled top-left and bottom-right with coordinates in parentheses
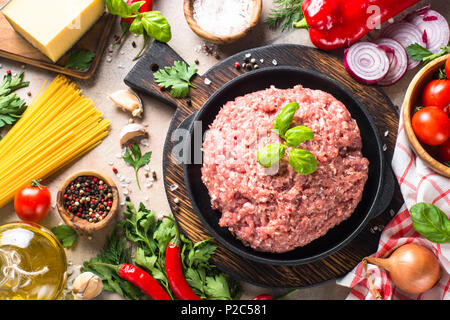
top-left (402, 54), bottom-right (450, 178)
top-left (56, 170), bottom-right (119, 233)
top-left (183, 0), bottom-right (262, 45)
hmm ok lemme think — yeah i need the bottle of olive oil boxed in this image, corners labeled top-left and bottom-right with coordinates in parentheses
top-left (0, 222), bottom-right (67, 300)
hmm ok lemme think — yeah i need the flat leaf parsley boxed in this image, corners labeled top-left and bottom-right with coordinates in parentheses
top-left (153, 61), bottom-right (197, 98)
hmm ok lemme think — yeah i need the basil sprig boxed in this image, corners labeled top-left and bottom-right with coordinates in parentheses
top-left (257, 102), bottom-right (317, 174)
top-left (257, 144), bottom-right (286, 167)
top-left (105, 0), bottom-right (172, 43)
top-left (410, 202), bottom-right (450, 243)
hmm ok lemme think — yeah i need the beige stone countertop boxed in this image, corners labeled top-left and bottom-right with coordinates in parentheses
top-left (0, 0), bottom-right (449, 300)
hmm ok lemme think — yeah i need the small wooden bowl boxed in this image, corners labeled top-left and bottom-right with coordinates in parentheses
top-left (402, 54), bottom-right (450, 178)
top-left (183, 0), bottom-right (262, 45)
top-left (56, 170), bottom-right (119, 233)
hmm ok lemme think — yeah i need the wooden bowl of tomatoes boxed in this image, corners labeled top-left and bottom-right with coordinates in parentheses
top-left (402, 54), bottom-right (450, 178)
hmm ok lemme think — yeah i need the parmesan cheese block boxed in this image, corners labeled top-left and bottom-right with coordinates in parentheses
top-left (2, 0), bottom-right (105, 62)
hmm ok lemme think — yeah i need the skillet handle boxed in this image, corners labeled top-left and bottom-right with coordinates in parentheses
top-left (124, 41), bottom-right (212, 110)
top-left (371, 164), bottom-right (396, 218)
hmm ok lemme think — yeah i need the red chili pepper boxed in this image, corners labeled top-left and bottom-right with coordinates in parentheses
top-left (252, 294), bottom-right (273, 300)
top-left (165, 218), bottom-right (202, 300)
top-left (295, 0), bottom-right (421, 50)
top-left (90, 263), bottom-right (171, 300)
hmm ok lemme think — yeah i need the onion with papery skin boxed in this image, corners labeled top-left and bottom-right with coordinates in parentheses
top-left (374, 38), bottom-right (408, 86)
top-left (364, 243), bottom-right (441, 294)
top-left (381, 22), bottom-right (426, 70)
top-left (343, 42), bottom-right (390, 85)
top-left (407, 9), bottom-right (450, 54)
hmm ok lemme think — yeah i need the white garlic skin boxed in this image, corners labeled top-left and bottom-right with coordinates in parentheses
top-left (72, 272), bottom-right (103, 300)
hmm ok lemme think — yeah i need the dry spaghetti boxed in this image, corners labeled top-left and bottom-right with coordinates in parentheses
top-left (0, 75), bottom-right (110, 208)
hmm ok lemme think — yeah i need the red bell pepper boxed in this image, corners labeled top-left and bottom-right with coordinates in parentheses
top-left (295, 0), bottom-right (421, 50)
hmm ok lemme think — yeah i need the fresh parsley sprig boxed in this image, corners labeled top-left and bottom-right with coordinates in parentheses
top-left (123, 143), bottom-right (152, 189)
top-left (153, 61), bottom-right (198, 98)
top-left (64, 49), bottom-right (96, 71)
top-left (83, 201), bottom-right (242, 300)
top-left (407, 43), bottom-right (450, 65)
top-left (265, 0), bottom-right (304, 31)
top-left (257, 102), bottom-right (317, 175)
top-left (0, 71), bottom-right (29, 129)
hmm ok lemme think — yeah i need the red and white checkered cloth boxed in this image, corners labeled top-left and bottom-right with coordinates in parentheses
top-left (337, 111), bottom-right (450, 300)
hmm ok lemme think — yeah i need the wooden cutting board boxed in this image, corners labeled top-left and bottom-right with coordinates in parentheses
top-left (0, 0), bottom-right (115, 79)
top-left (124, 41), bottom-right (404, 288)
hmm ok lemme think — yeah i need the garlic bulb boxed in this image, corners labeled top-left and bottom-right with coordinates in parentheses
top-left (72, 272), bottom-right (103, 300)
top-left (108, 89), bottom-right (143, 118)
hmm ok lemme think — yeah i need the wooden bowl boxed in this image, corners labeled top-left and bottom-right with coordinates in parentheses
top-left (183, 0), bottom-right (262, 45)
top-left (56, 170), bottom-right (119, 233)
top-left (402, 54), bottom-right (450, 178)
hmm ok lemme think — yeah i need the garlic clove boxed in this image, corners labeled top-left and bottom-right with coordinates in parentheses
top-left (120, 123), bottom-right (148, 146)
top-left (108, 89), bottom-right (143, 118)
top-left (72, 272), bottom-right (103, 300)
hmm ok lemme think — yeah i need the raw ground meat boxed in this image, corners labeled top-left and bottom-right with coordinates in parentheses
top-left (201, 85), bottom-right (369, 253)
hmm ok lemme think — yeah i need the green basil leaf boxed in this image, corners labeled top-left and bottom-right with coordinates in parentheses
top-left (284, 125), bottom-right (314, 147)
top-left (141, 11), bottom-right (172, 43)
top-left (129, 1), bottom-right (145, 14)
top-left (288, 148), bottom-right (317, 175)
top-left (410, 202), bottom-right (450, 243)
top-left (129, 16), bottom-right (144, 35)
top-left (105, 0), bottom-right (134, 17)
top-left (273, 102), bottom-right (300, 137)
top-left (257, 144), bottom-right (285, 167)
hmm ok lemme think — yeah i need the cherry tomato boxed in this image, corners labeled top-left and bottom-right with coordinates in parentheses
top-left (422, 79), bottom-right (450, 110)
top-left (446, 57), bottom-right (450, 80)
top-left (438, 139), bottom-right (450, 162)
top-left (412, 106), bottom-right (450, 146)
top-left (122, 0), bottom-right (154, 25)
top-left (14, 180), bottom-right (51, 223)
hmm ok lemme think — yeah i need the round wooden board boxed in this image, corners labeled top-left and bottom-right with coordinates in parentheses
top-left (125, 42), bottom-right (403, 288)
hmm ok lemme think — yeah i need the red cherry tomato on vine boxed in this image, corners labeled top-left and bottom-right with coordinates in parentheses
top-left (412, 106), bottom-right (450, 146)
top-left (438, 139), bottom-right (450, 162)
top-left (252, 294), bottom-right (273, 300)
top-left (445, 57), bottom-right (450, 80)
top-left (422, 79), bottom-right (450, 110)
top-left (14, 180), bottom-right (51, 223)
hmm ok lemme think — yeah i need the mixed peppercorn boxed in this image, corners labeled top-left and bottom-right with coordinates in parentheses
top-left (63, 175), bottom-right (114, 223)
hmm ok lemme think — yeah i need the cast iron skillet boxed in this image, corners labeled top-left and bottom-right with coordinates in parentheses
top-left (182, 66), bottom-right (394, 266)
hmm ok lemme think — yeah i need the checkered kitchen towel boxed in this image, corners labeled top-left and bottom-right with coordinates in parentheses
top-left (336, 112), bottom-right (450, 300)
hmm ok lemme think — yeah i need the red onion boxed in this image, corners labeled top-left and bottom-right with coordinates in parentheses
top-left (343, 42), bottom-right (390, 85)
top-left (381, 22), bottom-right (426, 70)
top-left (374, 38), bottom-right (408, 86)
top-left (407, 9), bottom-right (450, 54)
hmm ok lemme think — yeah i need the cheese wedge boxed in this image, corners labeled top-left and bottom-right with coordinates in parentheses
top-left (2, 0), bottom-right (105, 62)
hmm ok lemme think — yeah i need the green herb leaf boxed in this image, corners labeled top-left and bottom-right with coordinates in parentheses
top-left (284, 125), bottom-right (314, 147)
top-left (65, 50), bottom-right (95, 71)
top-left (0, 71), bottom-right (29, 129)
top-left (153, 61), bottom-right (197, 98)
top-left (273, 102), bottom-right (300, 137)
top-left (51, 225), bottom-right (78, 248)
top-left (410, 202), bottom-right (450, 243)
top-left (105, 0), bottom-right (171, 44)
top-left (123, 144), bottom-right (152, 189)
top-left (141, 11), bottom-right (172, 43)
top-left (407, 43), bottom-right (450, 65)
top-left (265, 0), bottom-right (304, 31)
top-left (288, 148), bottom-right (317, 175)
top-left (257, 143), bottom-right (286, 167)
